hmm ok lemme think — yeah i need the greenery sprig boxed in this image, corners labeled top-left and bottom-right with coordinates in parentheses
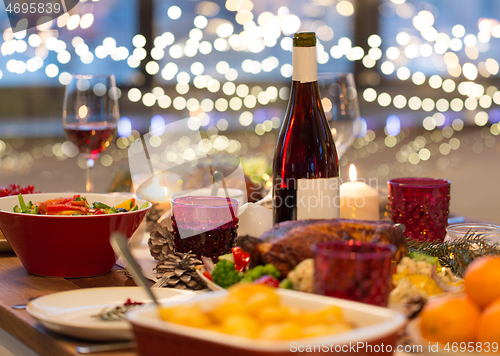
top-left (407, 231), bottom-right (500, 278)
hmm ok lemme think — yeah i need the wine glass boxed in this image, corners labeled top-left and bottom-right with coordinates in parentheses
top-left (62, 75), bottom-right (119, 192)
top-left (318, 73), bottom-right (361, 158)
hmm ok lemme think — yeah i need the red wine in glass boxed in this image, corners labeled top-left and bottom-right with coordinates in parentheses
top-left (64, 123), bottom-right (117, 157)
top-left (62, 74), bottom-right (120, 192)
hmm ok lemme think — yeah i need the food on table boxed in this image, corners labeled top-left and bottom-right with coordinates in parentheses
top-left (211, 259), bottom-right (243, 288)
top-left (419, 295), bottom-right (480, 343)
top-left (93, 298), bottom-right (144, 321)
top-left (239, 219), bottom-right (407, 276)
top-left (477, 298), bottom-right (500, 346)
top-left (154, 251), bottom-right (205, 290)
top-left (287, 258), bottom-right (314, 293)
top-left (240, 263), bottom-right (280, 282)
top-left (278, 278), bottom-right (294, 290)
top-left (12, 194), bottom-right (147, 215)
top-left (464, 255), bottom-right (500, 308)
top-left (159, 284), bottom-right (352, 340)
top-left (230, 246), bottom-right (251, 272)
top-left (272, 32), bottom-right (339, 225)
top-left (114, 198), bottom-right (136, 211)
top-left (210, 249), bottom-right (280, 289)
top-left (253, 275), bottom-right (280, 288)
top-left (389, 253), bottom-right (462, 304)
top-left (0, 184), bottom-right (39, 241)
top-left (418, 256), bottom-right (500, 346)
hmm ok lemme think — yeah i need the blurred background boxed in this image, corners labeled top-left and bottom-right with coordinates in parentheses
top-left (0, 0), bottom-right (499, 223)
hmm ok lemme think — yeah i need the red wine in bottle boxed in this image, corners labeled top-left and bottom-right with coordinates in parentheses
top-left (272, 32), bottom-right (340, 224)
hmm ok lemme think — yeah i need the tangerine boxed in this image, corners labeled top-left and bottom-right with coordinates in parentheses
top-left (419, 295), bottom-right (480, 343)
top-left (477, 297), bottom-right (500, 350)
top-left (464, 256), bottom-right (500, 309)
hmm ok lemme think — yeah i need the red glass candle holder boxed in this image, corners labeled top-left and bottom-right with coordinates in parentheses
top-left (312, 241), bottom-right (395, 307)
top-left (171, 196), bottom-right (239, 260)
top-left (388, 178), bottom-right (450, 242)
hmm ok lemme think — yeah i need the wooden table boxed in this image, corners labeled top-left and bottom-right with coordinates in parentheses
top-left (0, 251), bottom-right (141, 356)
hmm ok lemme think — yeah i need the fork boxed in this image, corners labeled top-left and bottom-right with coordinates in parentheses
top-left (151, 276), bottom-right (169, 289)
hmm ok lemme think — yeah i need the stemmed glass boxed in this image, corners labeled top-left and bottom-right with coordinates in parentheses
top-left (62, 75), bottom-right (119, 192)
top-left (318, 73), bottom-right (361, 158)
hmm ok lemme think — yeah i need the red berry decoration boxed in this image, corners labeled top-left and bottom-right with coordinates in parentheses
top-left (0, 183), bottom-right (40, 197)
top-left (0, 187), bottom-right (9, 197)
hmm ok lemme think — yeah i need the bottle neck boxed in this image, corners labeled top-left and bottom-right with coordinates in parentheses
top-left (292, 46), bottom-right (318, 83)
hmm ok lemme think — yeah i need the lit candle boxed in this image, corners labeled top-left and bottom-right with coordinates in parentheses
top-left (340, 164), bottom-right (379, 221)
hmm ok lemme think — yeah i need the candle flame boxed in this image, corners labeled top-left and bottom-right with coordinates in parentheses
top-left (349, 164), bottom-right (357, 183)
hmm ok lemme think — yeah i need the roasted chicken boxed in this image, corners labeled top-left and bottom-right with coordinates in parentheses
top-left (238, 219), bottom-right (408, 277)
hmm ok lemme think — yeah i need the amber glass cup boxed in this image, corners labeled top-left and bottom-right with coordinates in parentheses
top-left (312, 241), bottom-right (395, 307)
top-left (388, 178), bottom-right (450, 242)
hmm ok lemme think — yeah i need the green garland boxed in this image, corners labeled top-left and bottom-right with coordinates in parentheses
top-left (407, 231), bottom-right (500, 278)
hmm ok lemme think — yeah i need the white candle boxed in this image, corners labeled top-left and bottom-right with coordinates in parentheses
top-left (340, 164), bottom-right (379, 221)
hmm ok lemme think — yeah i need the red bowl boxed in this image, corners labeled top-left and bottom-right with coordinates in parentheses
top-left (0, 193), bottom-right (151, 277)
top-left (127, 290), bottom-right (406, 356)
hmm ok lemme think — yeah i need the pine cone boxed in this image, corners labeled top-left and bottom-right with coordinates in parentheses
top-left (145, 203), bottom-right (165, 232)
top-left (148, 216), bottom-right (175, 261)
top-left (154, 252), bottom-right (206, 290)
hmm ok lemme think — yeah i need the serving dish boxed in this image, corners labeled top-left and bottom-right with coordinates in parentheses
top-left (26, 287), bottom-right (195, 341)
top-left (0, 193), bottom-right (151, 277)
top-left (127, 289), bottom-right (406, 356)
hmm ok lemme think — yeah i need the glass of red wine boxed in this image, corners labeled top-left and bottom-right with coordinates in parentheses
top-left (62, 75), bottom-right (119, 192)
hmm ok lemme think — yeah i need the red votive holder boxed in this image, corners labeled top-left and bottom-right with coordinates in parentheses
top-left (312, 241), bottom-right (396, 307)
top-left (171, 196), bottom-right (239, 260)
top-left (388, 178), bottom-right (450, 242)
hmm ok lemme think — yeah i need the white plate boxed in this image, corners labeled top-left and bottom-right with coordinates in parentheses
top-left (26, 287), bottom-right (195, 341)
top-left (195, 265), bottom-right (224, 291)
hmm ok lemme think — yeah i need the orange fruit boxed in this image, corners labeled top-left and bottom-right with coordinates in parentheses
top-left (420, 295), bottom-right (480, 343)
top-left (477, 297), bottom-right (500, 349)
top-left (464, 256), bottom-right (500, 309)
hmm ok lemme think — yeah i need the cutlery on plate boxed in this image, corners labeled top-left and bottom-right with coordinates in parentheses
top-left (151, 276), bottom-right (169, 288)
top-left (76, 341), bottom-right (135, 354)
top-left (11, 304), bottom-right (27, 310)
top-left (110, 232), bottom-right (159, 306)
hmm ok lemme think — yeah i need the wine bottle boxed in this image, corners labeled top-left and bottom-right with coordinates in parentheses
top-left (272, 32), bottom-right (340, 224)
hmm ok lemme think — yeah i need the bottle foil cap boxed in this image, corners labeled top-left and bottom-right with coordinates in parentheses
top-left (293, 32), bottom-right (316, 47)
